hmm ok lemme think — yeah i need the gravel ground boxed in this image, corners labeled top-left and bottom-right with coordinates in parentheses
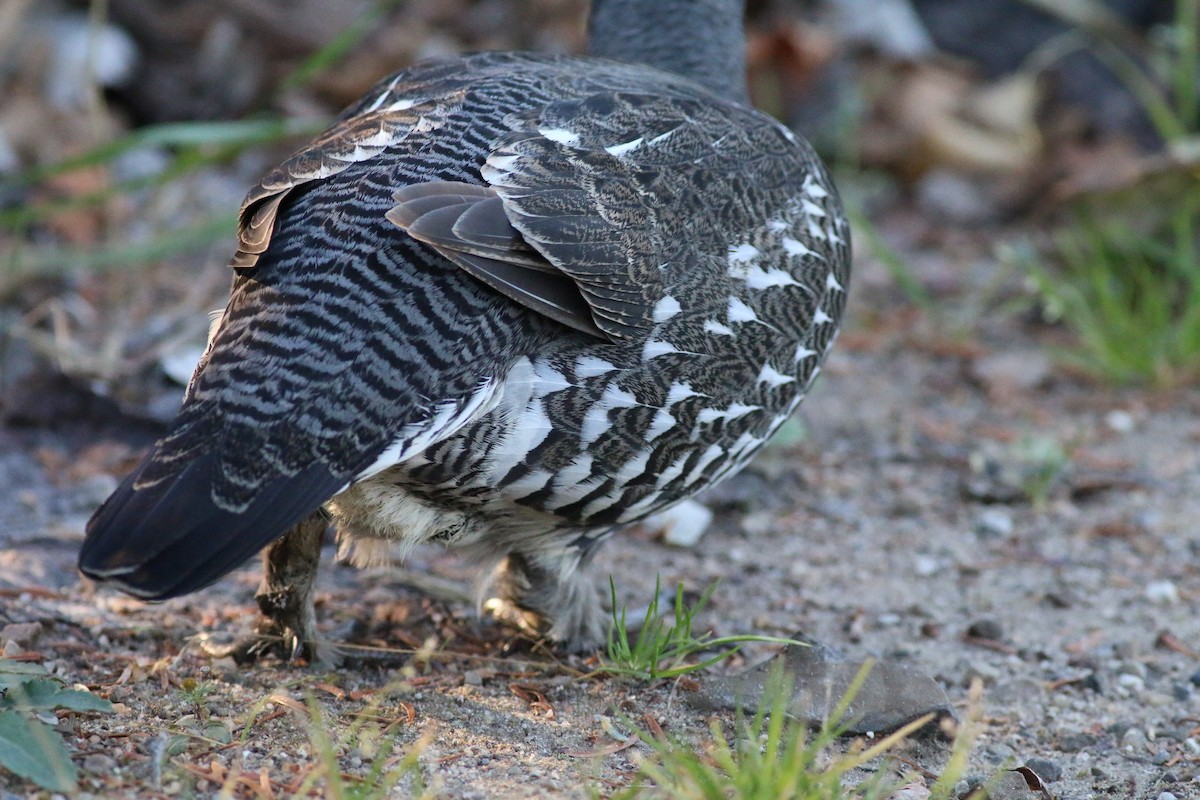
top-left (2, 240), bottom-right (1199, 799)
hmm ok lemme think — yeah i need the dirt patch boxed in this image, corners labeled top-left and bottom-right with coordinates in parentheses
top-left (3, 246), bottom-right (1199, 798)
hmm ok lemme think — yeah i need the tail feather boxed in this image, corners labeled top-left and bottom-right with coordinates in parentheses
top-left (78, 449), bottom-right (345, 600)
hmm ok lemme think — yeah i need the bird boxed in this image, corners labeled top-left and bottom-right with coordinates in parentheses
top-left (78, 0), bottom-right (850, 663)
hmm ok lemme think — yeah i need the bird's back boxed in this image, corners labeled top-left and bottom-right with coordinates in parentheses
top-left (79, 49), bottom-right (848, 613)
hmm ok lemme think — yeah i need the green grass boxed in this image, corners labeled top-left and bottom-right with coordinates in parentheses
top-left (294, 691), bottom-right (430, 800)
top-left (599, 578), bottom-right (800, 681)
top-left (1010, 1), bottom-right (1200, 387)
top-left (606, 665), bottom-right (968, 800)
top-left (1015, 189), bottom-right (1200, 387)
top-left (605, 673), bottom-right (990, 800)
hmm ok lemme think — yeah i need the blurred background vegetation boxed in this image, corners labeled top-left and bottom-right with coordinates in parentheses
top-left (0, 0), bottom-right (1196, 424)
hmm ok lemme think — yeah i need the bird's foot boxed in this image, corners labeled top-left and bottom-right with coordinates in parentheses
top-left (196, 511), bottom-right (338, 667)
top-left (483, 551), bottom-right (607, 653)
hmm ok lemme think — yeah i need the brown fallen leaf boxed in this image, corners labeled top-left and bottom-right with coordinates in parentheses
top-left (1013, 765), bottom-right (1055, 799)
top-left (509, 682), bottom-right (554, 718)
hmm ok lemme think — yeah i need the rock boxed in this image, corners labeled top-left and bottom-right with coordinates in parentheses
top-left (973, 508), bottom-right (1014, 538)
top-left (1121, 727), bottom-right (1148, 751)
top-left (970, 349), bottom-right (1053, 397)
top-left (686, 632), bottom-right (954, 735)
top-left (981, 770), bottom-right (1042, 800)
top-left (966, 618), bottom-right (1004, 641)
top-left (915, 169), bottom-right (998, 225)
top-left (41, 15), bottom-right (139, 109)
top-left (1023, 757), bottom-right (1061, 782)
top-left (0, 621), bottom-right (43, 647)
top-left (1104, 409), bottom-right (1136, 433)
top-left (1116, 674), bottom-right (1145, 695)
top-left (1145, 580), bottom-right (1180, 605)
top-left (1057, 732), bottom-right (1097, 752)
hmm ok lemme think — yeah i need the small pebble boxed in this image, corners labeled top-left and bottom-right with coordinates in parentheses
top-left (1117, 673), bottom-right (1145, 695)
top-left (1122, 727), bottom-right (1148, 750)
top-left (913, 555), bottom-right (939, 576)
top-left (966, 619), bottom-right (1004, 641)
top-left (1145, 580), bottom-right (1180, 605)
top-left (1104, 409), bottom-right (1136, 433)
top-left (1059, 732), bottom-right (1097, 752)
top-left (1117, 661), bottom-right (1147, 679)
top-left (1190, 669), bottom-right (1200, 687)
top-left (973, 508), bottom-right (1014, 538)
top-left (1152, 749), bottom-right (1171, 765)
top-left (1157, 792), bottom-right (1178, 800)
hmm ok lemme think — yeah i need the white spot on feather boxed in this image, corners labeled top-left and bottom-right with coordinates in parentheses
top-left (704, 319), bottom-right (734, 336)
top-left (504, 468), bottom-right (554, 499)
top-left (355, 377), bottom-right (499, 481)
top-left (826, 271), bottom-right (844, 292)
top-left (682, 443), bottom-right (725, 487)
top-left (579, 403), bottom-right (610, 446)
top-left (575, 355), bottom-right (618, 378)
top-left (814, 308), bottom-right (833, 325)
top-left (666, 382), bottom-right (700, 406)
top-left (697, 403), bottom-right (760, 426)
top-left (795, 344), bottom-right (817, 362)
top-left (646, 407), bottom-right (676, 440)
top-left (540, 127), bottom-right (580, 145)
top-left (385, 97), bottom-right (419, 112)
top-left (652, 295), bottom-right (682, 323)
top-left (782, 236), bottom-right (814, 258)
top-left (756, 362), bottom-right (795, 388)
top-left (732, 264), bottom-right (802, 291)
top-left (605, 137), bottom-right (644, 157)
top-left (728, 243), bottom-right (760, 264)
top-left (362, 75), bottom-right (405, 113)
top-left (641, 339), bottom-right (680, 361)
top-left (531, 359), bottom-right (572, 397)
top-left (727, 296), bottom-right (759, 324)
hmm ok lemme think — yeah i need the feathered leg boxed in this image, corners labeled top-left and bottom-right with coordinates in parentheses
top-left (252, 511), bottom-right (335, 665)
top-left (486, 550), bottom-right (607, 653)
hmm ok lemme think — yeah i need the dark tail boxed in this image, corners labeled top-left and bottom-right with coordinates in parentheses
top-left (78, 448), bottom-right (344, 600)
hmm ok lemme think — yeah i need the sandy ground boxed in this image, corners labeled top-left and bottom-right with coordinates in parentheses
top-left (2, 235), bottom-right (1199, 799)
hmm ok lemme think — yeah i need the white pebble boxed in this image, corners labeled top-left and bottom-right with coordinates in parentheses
top-left (973, 508), bottom-right (1014, 537)
top-left (1145, 580), bottom-right (1179, 605)
top-left (913, 555), bottom-right (940, 577)
top-left (1105, 409), bottom-right (1136, 433)
top-left (1116, 674), bottom-right (1145, 695)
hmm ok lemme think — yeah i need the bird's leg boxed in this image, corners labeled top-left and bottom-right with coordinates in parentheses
top-left (252, 511), bottom-right (336, 666)
top-left (485, 550), bottom-right (607, 653)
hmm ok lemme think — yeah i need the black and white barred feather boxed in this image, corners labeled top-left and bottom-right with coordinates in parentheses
top-left (79, 0), bottom-right (849, 648)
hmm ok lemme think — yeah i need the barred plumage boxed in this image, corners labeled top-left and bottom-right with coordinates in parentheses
top-left (79, 0), bottom-right (850, 658)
